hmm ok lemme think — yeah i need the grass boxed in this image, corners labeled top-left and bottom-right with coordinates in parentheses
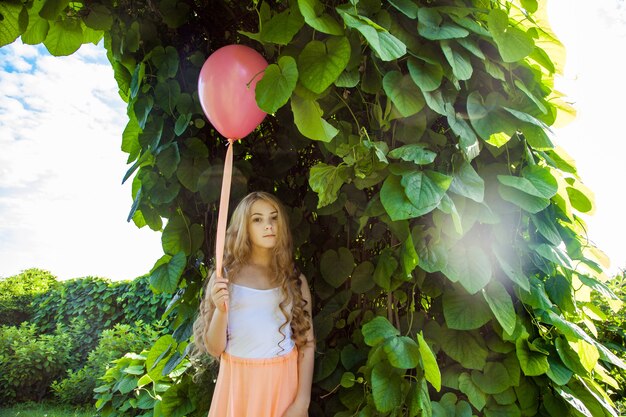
top-left (0, 402), bottom-right (98, 417)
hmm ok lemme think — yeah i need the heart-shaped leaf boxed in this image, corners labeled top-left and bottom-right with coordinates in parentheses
top-left (298, 36), bottom-right (350, 94)
top-left (256, 56), bottom-right (299, 114)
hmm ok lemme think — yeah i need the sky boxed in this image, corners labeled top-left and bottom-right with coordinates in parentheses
top-left (0, 0), bottom-right (625, 281)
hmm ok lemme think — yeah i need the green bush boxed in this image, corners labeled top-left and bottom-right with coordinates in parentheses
top-left (93, 335), bottom-right (212, 417)
top-left (0, 322), bottom-right (72, 404)
top-left (33, 276), bottom-right (172, 334)
top-left (0, 269), bottom-right (58, 326)
top-left (31, 275), bottom-right (173, 372)
top-left (593, 270), bottom-right (626, 412)
top-left (52, 321), bottom-right (163, 405)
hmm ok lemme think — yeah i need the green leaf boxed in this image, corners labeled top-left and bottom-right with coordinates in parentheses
top-left (417, 332), bottom-right (441, 391)
top-left (440, 40), bottom-right (472, 80)
top-left (445, 104), bottom-right (479, 160)
top-left (363, 316), bottom-right (399, 346)
top-left (498, 173), bottom-right (553, 200)
top-left (458, 372), bottom-right (486, 411)
top-left (441, 242), bottom-right (492, 294)
top-left (503, 107), bottom-right (550, 131)
top-left (472, 362), bottom-right (512, 395)
top-left (546, 356), bottom-right (573, 386)
top-left (466, 92), bottom-right (516, 144)
top-left (531, 210), bottom-right (562, 245)
top-left (145, 334), bottom-right (175, 380)
top-left (298, 0), bottom-right (343, 35)
top-left (418, 8), bottom-right (469, 40)
top-left (488, 9), bottom-right (534, 63)
top-left (449, 161), bottom-right (484, 202)
top-left (115, 375), bottom-right (138, 394)
top-left (256, 56), bottom-right (298, 114)
top-left (298, 36), bottom-right (350, 94)
top-left (154, 79), bottom-right (181, 115)
top-left (335, 69), bottom-right (360, 87)
top-left (261, 7), bottom-right (304, 44)
top-left (122, 112), bottom-right (142, 162)
top-left (43, 18), bottom-right (83, 56)
top-left (39, 0), bottom-right (69, 20)
top-left (151, 45), bottom-right (179, 80)
top-left (130, 62), bottom-right (145, 100)
top-left (84, 3), bottom-right (113, 30)
top-left (156, 143), bottom-right (180, 178)
top-left (314, 348), bottom-right (340, 382)
top-left (373, 248), bottom-right (398, 291)
top-left (161, 214), bottom-right (204, 256)
top-left (515, 337), bottom-right (549, 376)
top-left (521, 0), bottom-right (538, 13)
top-left (388, 144), bottom-right (436, 165)
top-left (408, 57), bottom-right (443, 92)
top-left (553, 385), bottom-right (593, 417)
top-left (134, 95), bottom-right (154, 129)
top-left (484, 404), bottom-right (521, 417)
top-left (443, 289), bottom-right (491, 330)
top-left (400, 233), bottom-right (419, 278)
top-left (545, 274), bottom-right (575, 313)
top-left (340, 372), bottom-right (355, 388)
top-left (401, 170), bottom-right (452, 217)
top-left (158, 0), bottom-right (189, 29)
top-left (125, 21), bottom-right (140, 53)
top-left (382, 71), bottom-right (425, 117)
top-left (482, 281), bottom-right (516, 336)
top-left (380, 175), bottom-right (421, 221)
top-left (388, 0), bottom-right (418, 18)
top-left (384, 336), bottom-right (420, 369)
top-left (174, 113), bottom-right (191, 136)
top-left (498, 184), bottom-right (549, 213)
top-left (371, 362), bottom-right (403, 412)
top-left (139, 117), bottom-right (164, 151)
top-left (440, 329), bottom-right (488, 370)
top-left (350, 261), bottom-right (375, 293)
top-left (21, 1), bottom-right (49, 45)
top-left (320, 247), bottom-right (354, 288)
top-left (149, 252), bottom-right (186, 294)
top-left (337, 9), bottom-right (406, 61)
top-left (23, 21), bottom-right (49, 46)
top-left (291, 95), bottom-right (338, 142)
top-left (309, 163), bottom-right (349, 207)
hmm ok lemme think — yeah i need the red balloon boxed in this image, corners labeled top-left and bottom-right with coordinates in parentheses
top-left (198, 45), bottom-right (268, 139)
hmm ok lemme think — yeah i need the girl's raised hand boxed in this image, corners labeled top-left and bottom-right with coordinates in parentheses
top-left (210, 276), bottom-right (229, 312)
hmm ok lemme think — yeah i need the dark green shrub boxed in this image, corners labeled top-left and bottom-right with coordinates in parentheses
top-left (52, 321), bottom-right (163, 405)
top-left (0, 322), bottom-right (72, 404)
top-left (0, 268), bottom-right (58, 326)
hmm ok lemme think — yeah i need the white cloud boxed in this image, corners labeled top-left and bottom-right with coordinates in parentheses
top-left (0, 41), bottom-right (162, 281)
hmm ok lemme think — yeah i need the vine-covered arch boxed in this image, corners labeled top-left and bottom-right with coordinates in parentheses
top-left (1, 0), bottom-right (622, 415)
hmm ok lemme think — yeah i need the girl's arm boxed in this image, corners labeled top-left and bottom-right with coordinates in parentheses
top-left (284, 274), bottom-right (315, 417)
top-left (204, 273), bottom-right (229, 358)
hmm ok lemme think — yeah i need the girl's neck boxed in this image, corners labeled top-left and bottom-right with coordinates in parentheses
top-left (249, 247), bottom-right (273, 269)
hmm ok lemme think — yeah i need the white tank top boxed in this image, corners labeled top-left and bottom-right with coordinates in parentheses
top-left (225, 283), bottom-right (295, 358)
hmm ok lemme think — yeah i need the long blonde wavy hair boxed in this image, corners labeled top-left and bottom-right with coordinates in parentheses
top-left (192, 191), bottom-right (312, 360)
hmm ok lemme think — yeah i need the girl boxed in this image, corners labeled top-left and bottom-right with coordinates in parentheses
top-left (193, 191), bottom-right (315, 417)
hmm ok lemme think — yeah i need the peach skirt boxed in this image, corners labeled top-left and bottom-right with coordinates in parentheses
top-left (207, 348), bottom-right (298, 417)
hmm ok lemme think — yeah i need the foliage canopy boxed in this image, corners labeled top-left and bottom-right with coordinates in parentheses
top-left (1, 0), bottom-right (622, 415)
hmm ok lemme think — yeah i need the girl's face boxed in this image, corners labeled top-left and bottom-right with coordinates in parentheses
top-left (247, 199), bottom-right (279, 250)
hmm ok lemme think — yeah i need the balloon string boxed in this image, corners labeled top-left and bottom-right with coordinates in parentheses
top-left (215, 138), bottom-right (235, 311)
